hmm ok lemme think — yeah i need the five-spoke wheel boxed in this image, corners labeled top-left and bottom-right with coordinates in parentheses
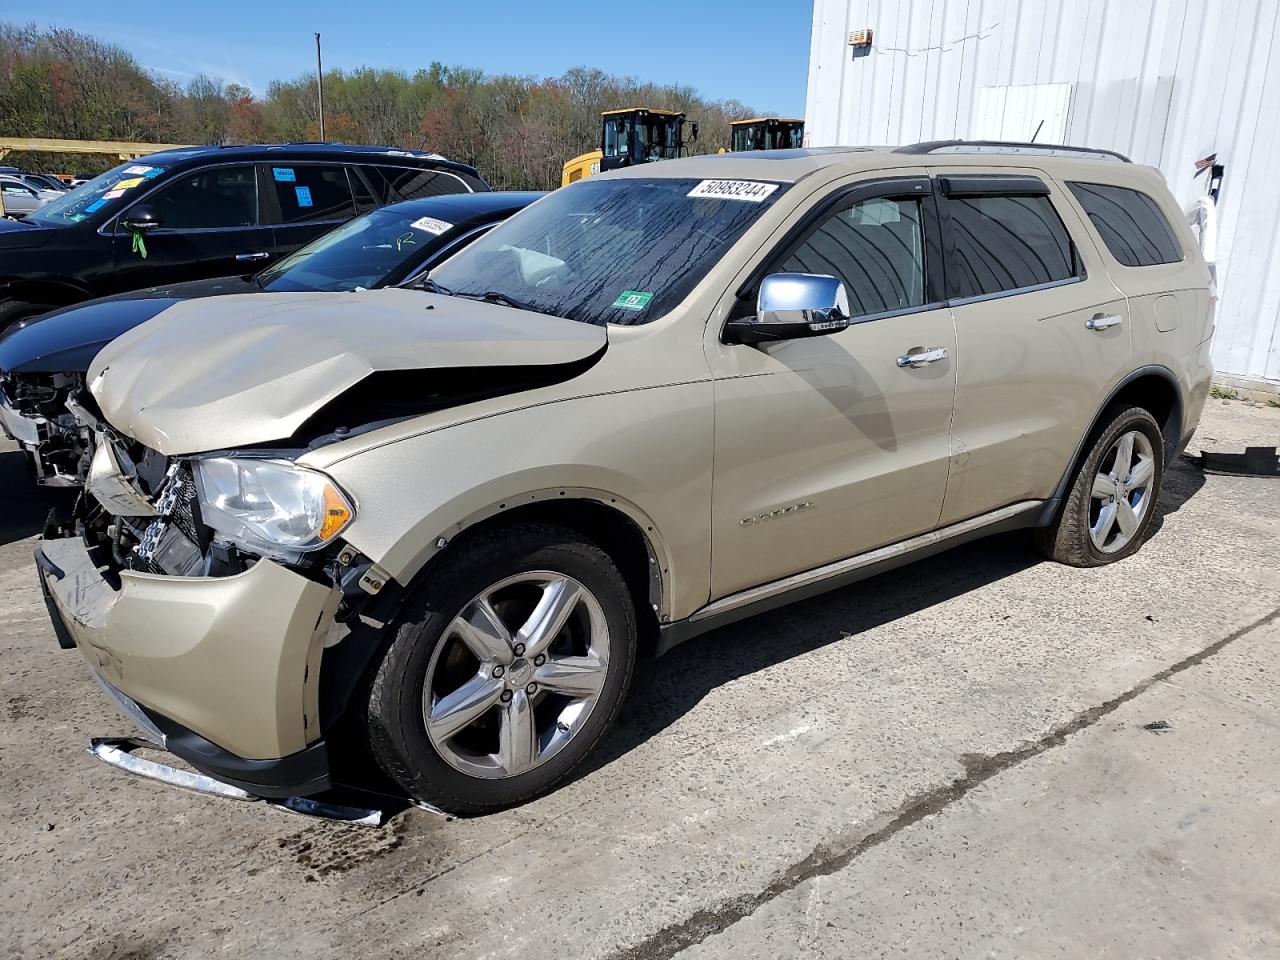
top-left (424, 572), bottom-right (610, 779)
top-left (366, 523), bottom-right (636, 814)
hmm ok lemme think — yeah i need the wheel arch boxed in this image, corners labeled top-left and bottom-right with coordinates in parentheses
top-left (1047, 364), bottom-right (1185, 512)
top-left (389, 489), bottom-right (672, 652)
top-left (2, 277), bottom-right (92, 313)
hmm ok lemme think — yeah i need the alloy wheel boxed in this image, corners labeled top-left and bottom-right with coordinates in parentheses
top-left (1088, 429), bottom-right (1156, 553)
top-left (422, 571), bottom-right (610, 779)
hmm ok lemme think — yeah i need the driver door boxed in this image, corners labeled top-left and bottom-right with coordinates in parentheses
top-left (109, 164), bottom-right (272, 293)
top-left (708, 177), bottom-right (958, 599)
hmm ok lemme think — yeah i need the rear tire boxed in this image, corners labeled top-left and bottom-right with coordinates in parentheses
top-left (366, 522), bottom-right (636, 815)
top-left (1035, 405), bottom-right (1164, 566)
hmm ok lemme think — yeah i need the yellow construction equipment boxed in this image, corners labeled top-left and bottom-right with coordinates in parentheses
top-left (561, 108), bottom-right (698, 186)
top-left (728, 118), bottom-right (805, 152)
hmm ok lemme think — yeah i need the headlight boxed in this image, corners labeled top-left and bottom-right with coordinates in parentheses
top-left (192, 457), bottom-right (354, 559)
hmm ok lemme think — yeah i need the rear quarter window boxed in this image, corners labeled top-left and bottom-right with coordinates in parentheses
top-left (1068, 182), bottom-right (1183, 267)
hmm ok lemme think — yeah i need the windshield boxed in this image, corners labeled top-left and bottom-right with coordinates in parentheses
top-left (25, 160), bottom-right (167, 225)
top-left (258, 206), bottom-right (457, 292)
top-left (430, 177), bottom-right (785, 326)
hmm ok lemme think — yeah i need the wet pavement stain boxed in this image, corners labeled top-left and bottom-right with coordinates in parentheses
top-left (276, 817), bottom-right (408, 881)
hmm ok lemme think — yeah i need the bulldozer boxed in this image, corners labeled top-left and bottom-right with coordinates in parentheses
top-left (729, 117), bottom-right (805, 152)
top-left (561, 108), bottom-right (698, 186)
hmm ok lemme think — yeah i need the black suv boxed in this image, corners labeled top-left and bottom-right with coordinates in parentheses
top-left (0, 144), bottom-right (489, 329)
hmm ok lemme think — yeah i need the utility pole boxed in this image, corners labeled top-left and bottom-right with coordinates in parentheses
top-left (315, 32), bottom-right (325, 141)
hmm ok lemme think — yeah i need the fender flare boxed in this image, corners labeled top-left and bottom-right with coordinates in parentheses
top-left (391, 485), bottom-right (675, 622)
top-left (1044, 364), bottom-right (1185, 516)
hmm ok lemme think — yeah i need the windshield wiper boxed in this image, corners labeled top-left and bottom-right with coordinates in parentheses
top-left (470, 290), bottom-right (540, 313)
top-left (410, 277), bottom-right (454, 296)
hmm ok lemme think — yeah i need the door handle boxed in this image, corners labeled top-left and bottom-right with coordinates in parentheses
top-left (897, 346), bottom-right (949, 368)
top-left (235, 252), bottom-right (270, 262)
top-left (1086, 313), bottom-right (1123, 331)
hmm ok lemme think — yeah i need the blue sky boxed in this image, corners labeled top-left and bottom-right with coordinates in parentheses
top-left (21, 1), bottom-right (813, 116)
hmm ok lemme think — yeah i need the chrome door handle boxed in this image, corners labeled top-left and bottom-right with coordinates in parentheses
top-left (1086, 313), bottom-right (1123, 331)
top-left (897, 346), bottom-right (948, 368)
top-left (235, 252), bottom-right (270, 262)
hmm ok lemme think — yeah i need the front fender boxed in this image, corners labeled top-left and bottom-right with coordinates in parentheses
top-left (309, 384), bottom-right (715, 622)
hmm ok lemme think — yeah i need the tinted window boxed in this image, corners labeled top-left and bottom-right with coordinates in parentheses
top-left (944, 194), bottom-right (1077, 299)
top-left (148, 165), bottom-right (258, 229)
top-left (431, 177), bottom-right (786, 327)
top-left (781, 196), bottom-right (926, 318)
top-left (1068, 182), bottom-right (1182, 267)
top-left (348, 167), bottom-right (380, 214)
top-left (368, 166), bottom-right (470, 202)
top-left (269, 164), bottom-right (353, 223)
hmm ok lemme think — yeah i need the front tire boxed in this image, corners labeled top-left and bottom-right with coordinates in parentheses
top-left (366, 522), bottom-right (636, 814)
top-left (1035, 405), bottom-right (1164, 566)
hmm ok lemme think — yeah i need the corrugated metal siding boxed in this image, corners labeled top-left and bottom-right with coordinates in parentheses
top-left (806, 0), bottom-right (1280, 386)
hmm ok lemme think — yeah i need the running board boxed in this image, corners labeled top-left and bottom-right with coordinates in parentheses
top-left (89, 737), bottom-right (385, 827)
top-left (655, 499), bottom-right (1045, 655)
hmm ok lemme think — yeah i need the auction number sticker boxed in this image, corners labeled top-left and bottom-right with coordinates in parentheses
top-left (687, 179), bottom-right (779, 202)
top-left (409, 216), bottom-right (453, 235)
top-left (122, 164), bottom-right (154, 176)
top-left (114, 177), bottom-right (144, 191)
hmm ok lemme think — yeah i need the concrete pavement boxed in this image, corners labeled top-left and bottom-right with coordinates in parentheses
top-left (0, 399), bottom-right (1276, 959)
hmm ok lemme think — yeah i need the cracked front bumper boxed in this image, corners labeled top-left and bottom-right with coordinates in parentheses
top-left (38, 534), bottom-right (340, 772)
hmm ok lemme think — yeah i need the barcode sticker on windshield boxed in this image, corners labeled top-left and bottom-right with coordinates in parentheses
top-left (687, 179), bottom-right (779, 202)
top-left (410, 216), bottom-right (453, 235)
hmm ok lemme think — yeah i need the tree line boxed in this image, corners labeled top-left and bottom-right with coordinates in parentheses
top-left (0, 23), bottom-right (766, 189)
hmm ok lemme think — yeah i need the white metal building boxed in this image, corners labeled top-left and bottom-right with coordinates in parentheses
top-left (805, 0), bottom-right (1280, 392)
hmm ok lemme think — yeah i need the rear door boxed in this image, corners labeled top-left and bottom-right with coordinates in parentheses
top-left (933, 168), bottom-right (1132, 525)
top-left (109, 163), bottom-right (270, 292)
top-left (264, 162), bottom-right (358, 260)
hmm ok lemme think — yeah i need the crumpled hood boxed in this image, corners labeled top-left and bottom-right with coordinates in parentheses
top-left (88, 288), bottom-right (607, 455)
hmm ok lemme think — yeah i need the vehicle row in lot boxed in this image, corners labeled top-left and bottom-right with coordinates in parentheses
top-left (0, 190), bottom-right (541, 485)
top-left (0, 142), bottom-right (489, 329)
top-left (33, 143), bottom-right (1213, 816)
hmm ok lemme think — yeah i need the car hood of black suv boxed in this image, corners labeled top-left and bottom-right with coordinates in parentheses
top-left (0, 216), bottom-right (58, 250)
top-left (88, 289), bottom-right (607, 455)
top-left (0, 278), bottom-right (256, 375)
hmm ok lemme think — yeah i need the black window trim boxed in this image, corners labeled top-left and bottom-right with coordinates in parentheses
top-left (100, 160), bottom-right (270, 237)
top-left (936, 176), bottom-right (1089, 307)
top-left (1066, 179), bottom-right (1186, 268)
top-left (730, 176), bottom-right (947, 329)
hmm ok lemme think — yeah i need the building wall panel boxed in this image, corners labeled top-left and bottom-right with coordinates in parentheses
top-left (806, 0), bottom-right (1280, 386)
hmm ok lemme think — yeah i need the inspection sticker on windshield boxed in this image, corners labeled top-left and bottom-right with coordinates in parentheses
top-left (687, 179), bottom-right (779, 202)
top-left (409, 216), bottom-right (453, 235)
top-left (122, 164), bottom-right (154, 176)
top-left (613, 290), bottom-right (654, 312)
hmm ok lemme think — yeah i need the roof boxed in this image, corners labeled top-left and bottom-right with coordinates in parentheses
top-left (730, 118), bottom-right (805, 126)
top-left (593, 145), bottom-right (1167, 189)
top-left (380, 191), bottom-right (544, 222)
top-left (128, 142), bottom-right (485, 181)
top-left (600, 107), bottom-right (685, 118)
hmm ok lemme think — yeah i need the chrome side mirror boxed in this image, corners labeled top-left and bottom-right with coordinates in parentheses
top-left (723, 273), bottom-right (851, 345)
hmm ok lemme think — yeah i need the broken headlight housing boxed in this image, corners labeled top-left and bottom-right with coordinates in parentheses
top-left (192, 457), bottom-right (354, 561)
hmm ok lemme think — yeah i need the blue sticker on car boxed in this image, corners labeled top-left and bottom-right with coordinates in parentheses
top-left (273, 167), bottom-right (296, 182)
top-left (84, 199), bottom-right (107, 213)
top-left (295, 185), bottom-right (313, 207)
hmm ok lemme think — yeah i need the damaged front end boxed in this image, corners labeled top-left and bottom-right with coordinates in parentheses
top-left (0, 371), bottom-right (91, 486)
top-left (40, 396), bottom-right (401, 823)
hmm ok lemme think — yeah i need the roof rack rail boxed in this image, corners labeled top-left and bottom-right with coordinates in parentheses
top-left (895, 139), bottom-right (1131, 163)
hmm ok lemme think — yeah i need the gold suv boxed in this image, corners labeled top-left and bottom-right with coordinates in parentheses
top-left (39, 142), bottom-right (1214, 817)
